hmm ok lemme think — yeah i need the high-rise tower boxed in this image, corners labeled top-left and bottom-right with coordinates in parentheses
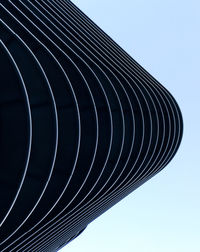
top-left (0, 0), bottom-right (183, 251)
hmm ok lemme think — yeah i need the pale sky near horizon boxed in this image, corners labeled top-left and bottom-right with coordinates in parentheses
top-left (61, 1), bottom-right (200, 251)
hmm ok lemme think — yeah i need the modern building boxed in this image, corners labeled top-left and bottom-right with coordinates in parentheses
top-left (0, 0), bottom-right (183, 251)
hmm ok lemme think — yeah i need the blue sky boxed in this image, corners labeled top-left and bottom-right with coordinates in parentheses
top-left (62, 0), bottom-right (200, 251)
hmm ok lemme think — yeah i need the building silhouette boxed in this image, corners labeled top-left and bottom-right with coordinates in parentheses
top-left (0, 0), bottom-right (183, 251)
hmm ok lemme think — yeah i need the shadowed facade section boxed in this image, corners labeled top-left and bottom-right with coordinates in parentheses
top-left (0, 0), bottom-right (183, 251)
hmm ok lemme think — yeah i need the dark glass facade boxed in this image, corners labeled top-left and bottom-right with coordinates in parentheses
top-left (0, 0), bottom-right (183, 251)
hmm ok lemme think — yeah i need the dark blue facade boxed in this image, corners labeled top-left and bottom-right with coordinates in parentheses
top-left (0, 0), bottom-right (183, 251)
